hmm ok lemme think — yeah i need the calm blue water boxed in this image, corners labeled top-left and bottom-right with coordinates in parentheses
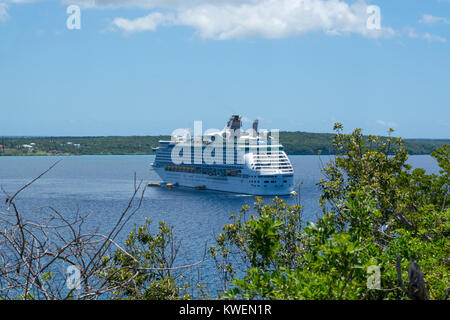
top-left (0, 155), bottom-right (440, 296)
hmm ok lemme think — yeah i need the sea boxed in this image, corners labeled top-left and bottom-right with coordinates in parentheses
top-left (0, 155), bottom-right (440, 296)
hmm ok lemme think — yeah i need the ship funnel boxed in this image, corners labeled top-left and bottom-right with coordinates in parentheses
top-left (227, 115), bottom-right (242, 130)
top-left (252, 119), bottom-right (259, 135)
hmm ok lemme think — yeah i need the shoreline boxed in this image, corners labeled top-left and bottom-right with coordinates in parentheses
top-left (0, 153), bottom-right (438, 158)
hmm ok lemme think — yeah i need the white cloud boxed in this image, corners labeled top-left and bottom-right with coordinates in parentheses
top-left (3, 0), bottom-right (40, 4)
top-left (0, 3), bottom-right (9, 22)
top-left (109, 0), bottom-right (395, 40)
top-left (407, 27), bottom-right (447, 43)
top-left (61, 0), bottom-right (255, 9)
top-left (4, 0), bottom-right (444, 44)
top-left (419, 14), bottom-right (450, 25)
top-left (376, 120), bottom-right (397, 128)
top-left (0, 0), bottom-right (40, 23)
top-left (422, 32), bottom-right (447, 43)
top-left (4, 0), bottom-right (37, 2)
top-left (113, 11), bottom-right (174, 32)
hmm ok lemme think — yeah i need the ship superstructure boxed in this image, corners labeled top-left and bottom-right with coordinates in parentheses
top-left (152, 115), bottom-right (294, 195)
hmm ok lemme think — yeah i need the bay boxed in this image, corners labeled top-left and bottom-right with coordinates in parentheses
top-left (0, 154), bottom-right (440, 296)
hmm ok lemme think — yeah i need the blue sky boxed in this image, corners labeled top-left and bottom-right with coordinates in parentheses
top-left (0, 0), bottom-right (449, 138)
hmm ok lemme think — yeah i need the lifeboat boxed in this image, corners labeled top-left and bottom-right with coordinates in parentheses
top-left (147, 182), bottom-right (161, 187)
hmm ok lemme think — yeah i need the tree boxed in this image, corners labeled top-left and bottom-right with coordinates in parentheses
top-left (212, 125), bottom-right (449, 299)
top-left (0, 163), bottom-right (202, 300)
top-left (101, 219), bottom-right (204, 300)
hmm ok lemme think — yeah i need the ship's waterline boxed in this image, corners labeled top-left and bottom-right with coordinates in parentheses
top-left (154, 168), bottom-right (294, 196)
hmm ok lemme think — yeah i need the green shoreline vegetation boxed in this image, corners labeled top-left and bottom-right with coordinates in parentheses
top-left (0, 132), bottom-right (449, 156)
top-left (104, 125), bottom-right (450, 300)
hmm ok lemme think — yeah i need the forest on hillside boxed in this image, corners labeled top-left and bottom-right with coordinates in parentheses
top-left (0, 132), bottom-right (448, 156)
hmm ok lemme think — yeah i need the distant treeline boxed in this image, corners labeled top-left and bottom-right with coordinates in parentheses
top-left (279, 132), bottom-right (450, 155)
top-left (0, 132), bottom-right (448, 156)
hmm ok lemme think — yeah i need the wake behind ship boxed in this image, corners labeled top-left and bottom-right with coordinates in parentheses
top-left (152, 115), bottom-right (294, 195)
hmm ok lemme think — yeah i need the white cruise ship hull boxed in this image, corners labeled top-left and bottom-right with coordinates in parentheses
top-left (153, 167), bottom-right (294, 196)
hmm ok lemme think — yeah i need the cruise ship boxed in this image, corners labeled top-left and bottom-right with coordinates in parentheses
top-left (151, 115), bottom-right (294, 195)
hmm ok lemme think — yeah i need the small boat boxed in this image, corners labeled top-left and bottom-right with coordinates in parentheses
top-left (166, 183), bottom-right (174, 188)
top-left (147, 182), bottom-right (161, 187)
